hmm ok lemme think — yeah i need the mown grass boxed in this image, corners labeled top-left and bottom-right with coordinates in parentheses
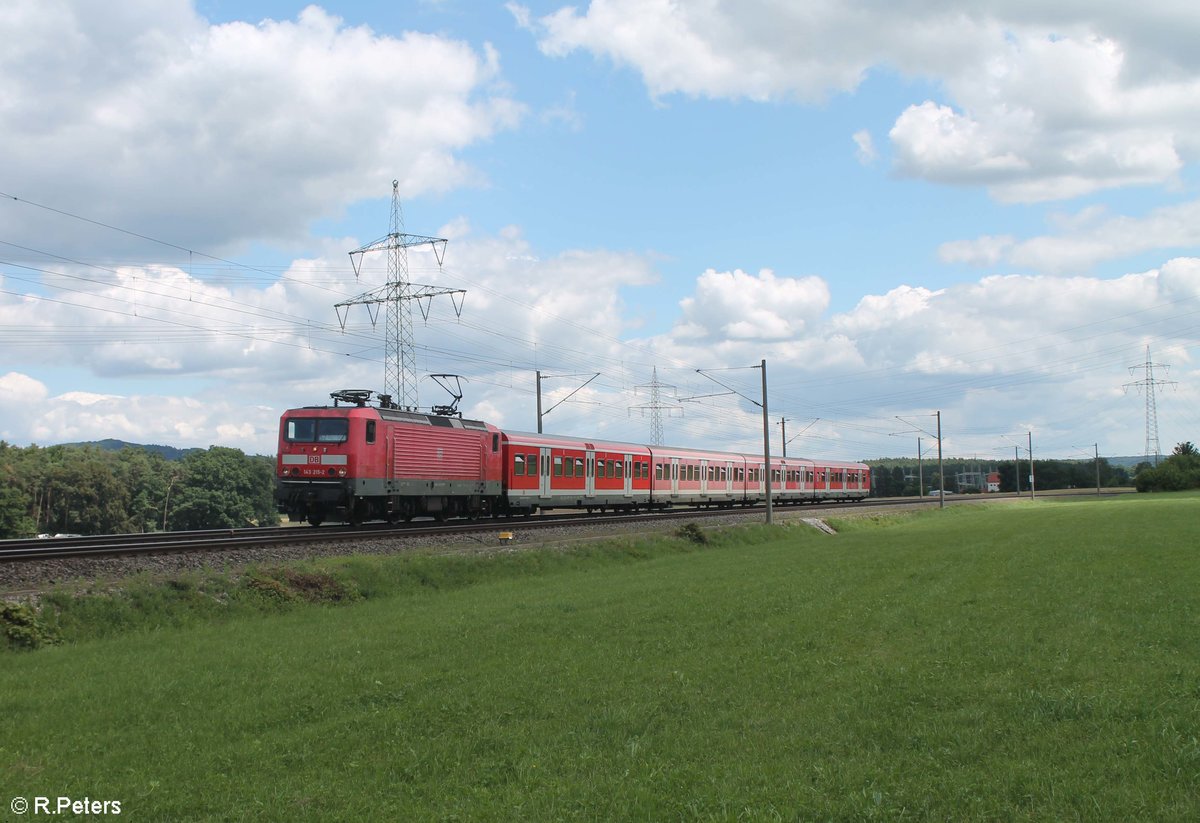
top-left (2, 495), bottom-right (1199, 821)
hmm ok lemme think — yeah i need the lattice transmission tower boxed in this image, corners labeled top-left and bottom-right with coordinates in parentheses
top-left (1124, 346), bottom-right (1175, 466)
top-left (335, 180), bottom-right (465, 411)
top-left (629, 366), bottom-right (681, 445)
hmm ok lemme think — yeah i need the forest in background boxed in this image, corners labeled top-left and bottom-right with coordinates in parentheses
top-left (0, 441), bottom-right (278, 538)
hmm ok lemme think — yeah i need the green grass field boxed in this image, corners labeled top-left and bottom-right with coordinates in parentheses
top-left (2, 495), bottom-right (1198, 821)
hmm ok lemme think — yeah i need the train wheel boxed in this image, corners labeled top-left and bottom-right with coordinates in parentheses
top-left (307, 515), bottom-right (324, 527)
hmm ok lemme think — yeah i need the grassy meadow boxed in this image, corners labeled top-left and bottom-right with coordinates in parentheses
top-left (2, 494), bottom-right (1198, 820)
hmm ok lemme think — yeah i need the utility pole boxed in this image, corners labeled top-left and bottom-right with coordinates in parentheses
top-left (688, 362), bottom-right (772, 524)
top-left (778, 417), bottom-right (788, 458)
top-left (1094, 443), bottom-right (1101, 497)
top-left (1124, 346), bottom-right (1175, 466)
top-left (1014, 446), bottom-right (1021, 494)
top-left (936, 410), bottom-right (944, 509)
top-left (536, 371), bottom-right (599, 433)
top-left (917, 436), bottom-right (924, 497)
top-left (781, 417), bottom-right (820, 461)
top-left (1028, 431), bottom-right (1035, 499)
top-left (761, 359), bottom-right (772, 525)
top-left (336, 180), bottom-right (464, 410)
top-left (894, 414), bottom-right (942, 505)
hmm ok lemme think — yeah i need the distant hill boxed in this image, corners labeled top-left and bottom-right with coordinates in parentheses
top-left (62, 439), bottom-right (203, 461)
top-left (1106, 455), bottom-right (1158, 470)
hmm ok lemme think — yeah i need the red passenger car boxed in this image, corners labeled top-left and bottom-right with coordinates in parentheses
top-left (501, 431), bottom-right (654, 514)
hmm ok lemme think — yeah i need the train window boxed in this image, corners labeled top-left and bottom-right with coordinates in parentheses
top-left (554, 456), bottom-right (563, 477)
top-left (319, 419), bottom-right (348, 442)
top-left (285, 417), bottom-right (348, 443)
top-left (655, 464), bottom-right (664, 481)
top-left (564, 457), bottom-right (574, 478)
top-left (366, 420), bottom-right (376, 444)
top-left (615, 460), bottom-right (624, 479)
top-left (514, 454), bottom-right (525, 476)
top-left (575, 457), bottom-right (585, 476)
top-left (285, 418), bottom-right (315, 442)
top-left (493, 434), bottom-right (500, 453)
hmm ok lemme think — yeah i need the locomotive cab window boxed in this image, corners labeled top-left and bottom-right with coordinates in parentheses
top-left (366, 421), bottom-right (376, 444)
top-left (285, 418), bottom-right (348, 444)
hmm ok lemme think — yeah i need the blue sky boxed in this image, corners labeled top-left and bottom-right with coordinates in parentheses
top-left (2, 0), bottom-right (1199, 463)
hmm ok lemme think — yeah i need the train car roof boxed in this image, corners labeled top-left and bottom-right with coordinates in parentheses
top-left (501, 430), bottom-right (653, 453)
top-left (285, 405), bottom-right (495, 432)
top-left (500, 431), bottom-right (866, 469)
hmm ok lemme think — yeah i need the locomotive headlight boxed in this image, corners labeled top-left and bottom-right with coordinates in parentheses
top-left (338, 469), bottom-right (347, 476)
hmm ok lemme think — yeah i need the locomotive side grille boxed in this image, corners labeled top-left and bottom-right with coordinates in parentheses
top-left (392, 426), bottom-right (482, 479)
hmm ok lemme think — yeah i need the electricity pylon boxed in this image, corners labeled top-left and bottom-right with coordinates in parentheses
top-left (335, 180), bottom-right (465, 411)
top-left (629, 366), bottom-right (681, 445)
top-left (1124, 346), bottom-right (1175, 466)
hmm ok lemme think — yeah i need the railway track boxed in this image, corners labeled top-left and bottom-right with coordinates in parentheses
top-left (0, 490), bottom-right (1126, 564)
top-left (0, 500), bottom-right (872, 563)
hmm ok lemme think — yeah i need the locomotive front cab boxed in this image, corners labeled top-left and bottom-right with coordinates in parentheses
top-left (276, 410), bottom-right (365, 525)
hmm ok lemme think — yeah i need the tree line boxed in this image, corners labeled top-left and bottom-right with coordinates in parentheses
top-left (866, 455), bottom-right (1131, 497)
top-left (1133, 442), bottom-right (1200, 492)
top-left (0, 442), bottom-right (278, 539)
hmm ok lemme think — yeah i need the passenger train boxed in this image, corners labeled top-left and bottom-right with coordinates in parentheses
top-left (276, 390), bottom-right (870, 526)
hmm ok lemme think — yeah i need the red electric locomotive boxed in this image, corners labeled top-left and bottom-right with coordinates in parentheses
top-left (275, 390), bottom-right (504, 525)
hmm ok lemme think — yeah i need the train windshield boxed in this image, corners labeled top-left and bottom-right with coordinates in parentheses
top-left (285, 417), bottom-right (349, 443)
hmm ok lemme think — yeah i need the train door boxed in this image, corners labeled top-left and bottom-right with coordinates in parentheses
top-left (586, 450), bottom-right (596, 498)
top-left (671, 457), bottom-right (680, 497)
top-left (623, 453), bottom-right (633, 499)
top-left (700, 460), bottom-right (708, 495)
top-left (539, 447), bottom-right (552, 499)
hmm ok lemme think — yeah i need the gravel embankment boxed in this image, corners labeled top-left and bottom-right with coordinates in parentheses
top-left (2, 508), bottom-right (835, 599)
